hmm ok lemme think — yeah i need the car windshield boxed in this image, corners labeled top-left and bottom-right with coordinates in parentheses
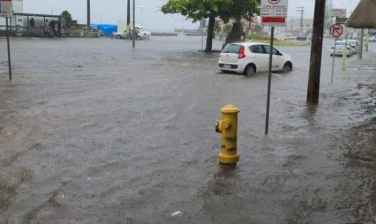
top-left (223, 44), bottom-right (242, 54)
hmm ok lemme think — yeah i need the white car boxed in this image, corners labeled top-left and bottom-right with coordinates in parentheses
top-left (218, 42), bottom-right (293, 76)
top-left (331, 41), bottom-right (353, 57)
top-left (347, 40), bottom-right (360, 54)
top-left (114, 28), bottom-right (151, 40)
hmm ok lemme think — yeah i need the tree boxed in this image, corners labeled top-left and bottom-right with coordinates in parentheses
top-left (255, 24), bottom-right (262, 35)
top-left (161, 0), bottom-right (259, 52)
top-left (61, 10), bottom-right (73, 28)
top-left (223, 24), bottom-right (232, 33)
top-left (214, 21), bottom-right (222, 33)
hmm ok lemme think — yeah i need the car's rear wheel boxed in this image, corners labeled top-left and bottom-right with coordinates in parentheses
top-left (116, 35), bottom-right (122, 39)
top-left (244, 64), bottom-right (256, 76)
top-left (282, 62), bottom-right (293, 73)
top-left (136, 36), bottom-right (142, 40)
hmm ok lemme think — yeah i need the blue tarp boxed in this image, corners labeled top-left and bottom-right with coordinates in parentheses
top-left (91, 24), bottom-right (117, 36)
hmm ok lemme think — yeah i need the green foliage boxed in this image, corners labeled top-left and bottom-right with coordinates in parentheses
top-left (214, 21), bottom-right (222, 33)
top-left (251, 33), bottom-right (269, 40)
top-left (255, 24), bottom-right (262, 34)
top-left (161, 0), bottom-right (260, 51)
top-left (223, 24), bottom-right (232, 33)
top-left (61, 10), bottom-right (73, 27)
top-left (161, 0), bottom-right (260, 23)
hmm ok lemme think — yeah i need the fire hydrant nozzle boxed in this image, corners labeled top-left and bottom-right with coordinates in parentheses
top-left (215, 105), bottom-right (240, 165)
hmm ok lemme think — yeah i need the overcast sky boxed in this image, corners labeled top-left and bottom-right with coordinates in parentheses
top-left (24, 0), bottom-right (362, 31)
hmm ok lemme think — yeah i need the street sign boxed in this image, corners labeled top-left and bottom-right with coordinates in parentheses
top-left (336, 17), bottom-right (348, 24)
top-left (262, 17), bottom-right (286, 25)
top-left (0, 0), bottom-right (13, 17)
top-left (330, 24), bottom-right (343, 38)
top-left (331, 8), bottom-right (347, 18)
top-left (261, 0), bottom-right (288, 25)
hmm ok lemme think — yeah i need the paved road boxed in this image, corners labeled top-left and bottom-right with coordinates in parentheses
top-left (0, 37), bottom-right (375, 224)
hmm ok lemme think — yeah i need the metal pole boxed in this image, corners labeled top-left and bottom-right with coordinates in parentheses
top-left (265, 26), bottom-right (274, 135)
top-left (358, 29), bottom-right (364, 59)
top-left (141, 6), bottom-right (144, 27)
top-left (343, 32), bottom-right (348, 70)
top-left (127, 0), bottom-right (131, 38)
top-left (6, 18), bottom-right (12, 81)
top-left (132, 0), bottom-right (135, 48)
top-left (201, 19), bottom-right (204, 53)
top-left (87, 0), bottom-right (91, 28)
top-left (331, 38), bottom-right (336, 83)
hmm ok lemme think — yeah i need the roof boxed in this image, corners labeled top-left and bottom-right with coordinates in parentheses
top-left (346, 0), bottom-right (376, 28)
top-left (13, 13), bottom-right (67, 18)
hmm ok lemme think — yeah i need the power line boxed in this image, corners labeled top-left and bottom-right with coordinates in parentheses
top-left (296, 6), bottom-right (305, 31)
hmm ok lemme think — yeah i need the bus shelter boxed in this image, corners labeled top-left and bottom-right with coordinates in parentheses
top-left (0, 13), bottom-right (67, 37)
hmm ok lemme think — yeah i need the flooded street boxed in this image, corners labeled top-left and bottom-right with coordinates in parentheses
top-left (0, 37), bottom-right (375, 224)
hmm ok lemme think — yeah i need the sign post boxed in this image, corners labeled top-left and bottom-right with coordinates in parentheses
top-left (1, 0), bottom-right (13, 81)
top-left (329, 23), bottom-right (343, 83)
top-left (261, 0), bottom-right (288, 135)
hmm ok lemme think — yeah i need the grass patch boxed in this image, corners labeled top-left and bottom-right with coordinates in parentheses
top-left (248, 39), bottom-right (310, 47)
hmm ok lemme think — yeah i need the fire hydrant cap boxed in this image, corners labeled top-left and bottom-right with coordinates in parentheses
top-left (221, 104), bottom-right (240, 114)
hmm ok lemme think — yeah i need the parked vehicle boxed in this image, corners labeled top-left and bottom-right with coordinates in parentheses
top-left (347, 40), bottom-right (360, 54)
top-left (331, 41), bottom-right (353, 57)
top-left (218, 43), bottom-right (293, 76)
top-left (114, 27), bottom-right (151, 40)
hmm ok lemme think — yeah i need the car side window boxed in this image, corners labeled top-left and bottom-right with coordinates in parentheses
top-left (249, 45), bottom-right (265, 54)
top-left (262, 45), bottom-right (279, 55)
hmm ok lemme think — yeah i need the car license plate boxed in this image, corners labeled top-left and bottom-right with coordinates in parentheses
top-left (224, 65), bottom-right (231, 68)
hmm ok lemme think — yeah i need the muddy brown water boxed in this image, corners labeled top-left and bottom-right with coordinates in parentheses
top-left (0, 37), bottom-right (375, 224)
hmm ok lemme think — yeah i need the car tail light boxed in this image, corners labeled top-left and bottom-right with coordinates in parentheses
top-left (238, 46), bottom-right (246, 59)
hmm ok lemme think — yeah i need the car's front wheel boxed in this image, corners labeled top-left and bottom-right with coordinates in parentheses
top-left (282, 62), bottom-right (293, 73)
top-left (244, 64), bottom-right (256, 76)
top-left (116, 35), bottom-right (122, 39)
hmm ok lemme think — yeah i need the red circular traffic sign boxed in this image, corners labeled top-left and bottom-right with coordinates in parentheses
top-left (268, 0), bottom-right (282, 4)
top-left (330, 24), bottom-right (343, 38)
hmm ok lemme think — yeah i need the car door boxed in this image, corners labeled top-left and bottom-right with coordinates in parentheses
top-left (261, 45), bottom-right (284, 71)
top-left (248, 45), bottom-right (269, 72)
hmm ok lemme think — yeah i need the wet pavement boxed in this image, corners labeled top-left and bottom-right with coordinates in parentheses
top-left (0, 37), bottom-right (375, 224)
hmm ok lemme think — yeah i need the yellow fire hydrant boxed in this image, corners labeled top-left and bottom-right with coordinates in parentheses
top-left (215, 105), bottom-right (240, 165)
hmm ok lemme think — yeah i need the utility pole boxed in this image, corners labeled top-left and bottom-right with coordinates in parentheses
top-left (132, 0), bottom-right (135, 48)
top-left (307, 0), bottom-right (326, 104)
top-left (297, 7), bottom-right (305, 31)
top-left (87, 0), bottom-right (91, 28)
top-left (127, 0), bottom-right (131, 37)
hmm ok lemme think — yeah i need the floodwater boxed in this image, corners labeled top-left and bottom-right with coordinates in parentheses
top-left (0, 37), bottom-right (375, 224)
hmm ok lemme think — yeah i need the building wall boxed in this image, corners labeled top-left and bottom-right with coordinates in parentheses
top-left (287, 18), bottom-right (313, 32)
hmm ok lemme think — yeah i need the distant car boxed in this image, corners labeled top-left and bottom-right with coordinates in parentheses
top-left (218, 42), bottom-right (293, 76)
top-left (347, 40), bottom-right (360, 54)
top-left (331, 41), bottom-right (353, 57)
top-left (114, 28), bottom-right (151, 40)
